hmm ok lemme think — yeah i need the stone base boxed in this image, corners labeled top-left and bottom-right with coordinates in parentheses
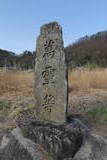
top-left (16, 114), bottom-right (89, 160)
top-left (0, 114), bottom-right (107, 160)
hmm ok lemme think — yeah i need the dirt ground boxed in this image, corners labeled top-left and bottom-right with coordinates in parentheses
top-left (0, 88), bottom-right (107, 138)
top-left (69, 89), bottom-right (107, 113)
top-left (69, 89), bottom-right (107, 138)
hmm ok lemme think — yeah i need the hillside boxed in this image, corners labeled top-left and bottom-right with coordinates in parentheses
top-left (0, 49), bottom-right (16, 68)
top-left (65, 30), bottom-right (107, 69)
top-left (0, 30), bottom-right (107, 70)
top-left (0, 49), bottom-right (35, 70)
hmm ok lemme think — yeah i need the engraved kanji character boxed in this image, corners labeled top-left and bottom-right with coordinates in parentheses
top-left (42, 66), bottom-right (56, 85)
top-left (43, 40), bottom-right (55, 58)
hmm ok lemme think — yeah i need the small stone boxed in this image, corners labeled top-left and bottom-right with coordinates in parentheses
top-left (0, 128), bottom-right (49, 160)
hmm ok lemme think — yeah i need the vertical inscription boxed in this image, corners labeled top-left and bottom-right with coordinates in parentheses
top-left (42, 39), bottom-right (56, 112)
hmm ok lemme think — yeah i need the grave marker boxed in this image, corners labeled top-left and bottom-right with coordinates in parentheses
top-left (35, 22), bottom-right (68, 122)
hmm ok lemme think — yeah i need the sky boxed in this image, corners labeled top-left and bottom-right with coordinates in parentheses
top-left (0, 0), bottom-right (107, 54)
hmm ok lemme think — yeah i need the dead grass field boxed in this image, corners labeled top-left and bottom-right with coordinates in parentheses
top-left (69, 68), bottom-right (107, 91)
top-left (0, 71), bottom-right (33, 97)
top-left (0, 68), bottom-right (107, 136)
top-left (0, 68), bottom-right (107, 97)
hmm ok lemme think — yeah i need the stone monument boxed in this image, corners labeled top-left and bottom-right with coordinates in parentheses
top-left (35, 22), bottom-right (68, 122)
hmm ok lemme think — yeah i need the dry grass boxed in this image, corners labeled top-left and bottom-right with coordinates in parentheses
top-left (0, 71), bottom-right (33, 97)
top-left (0, 68), bottom-right (107, 97)
top-left (69, 68), bottom-right (107, 91)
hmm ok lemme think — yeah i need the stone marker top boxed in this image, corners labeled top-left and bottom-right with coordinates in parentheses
top-left (36, 22), bottom-right (64, 57)
top-left (40, 22), bottom-right (62, 36)
top-left (35, 21), bottom-right (68, 123)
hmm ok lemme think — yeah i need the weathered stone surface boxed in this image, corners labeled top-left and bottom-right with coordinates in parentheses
top-left (34, 22), bottom-right (68, 122)
top-left (0, 128), bottom-right (51, 160)
top-left (18, 117), bottom-right (84, 160)
top-left (73, 133), bottom-right (107, 160)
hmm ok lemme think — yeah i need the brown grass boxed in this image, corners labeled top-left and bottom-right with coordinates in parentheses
top-left (0, 68), bottom-right (107, 97)
top-left (69, 68), bottom-right (107, 91)
top-left (0, 71), bottom-right (33, 97)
